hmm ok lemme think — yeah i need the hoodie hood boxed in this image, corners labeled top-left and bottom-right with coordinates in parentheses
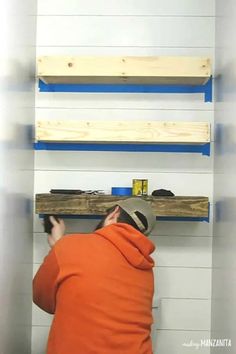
top-left (95, 223), bottom-right (155, 270)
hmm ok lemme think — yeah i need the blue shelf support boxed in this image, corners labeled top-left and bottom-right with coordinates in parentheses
top-left (38, 77), bottom-right (213, 103)
top-left (34, 142), bottom-right (210, 156)
top-left (39, 207), bottom-right (210, 223)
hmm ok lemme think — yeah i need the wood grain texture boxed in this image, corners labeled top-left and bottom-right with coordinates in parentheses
top-left (35, 194), bottom-right (209, 217)
top-left (37, 56), bottom-right (211, 85)
top-left (36, 120), bottom-right (210, 143)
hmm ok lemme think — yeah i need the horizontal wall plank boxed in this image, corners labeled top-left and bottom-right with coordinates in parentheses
top-left (35, 194), bottom-right (209, 218)
top-left (154, 267), bottom-right (211, 298)
top-left (32, 298), bottom-right (211, 330)
top-left (152, 236), bottom-right (212, 267)
top-left (35, 91), bottom-right (214, 111)
top-left (32, 276), bottom-right (157, 326)
top-left (36, 120), bottom-right (210, 144)
top-left (34, 171), bottom-right (213, 199)
top-left (37, 0), bottom-right (215, 16)
top-left (156, 299), bottom-right (211, 330)
top-left (38, 56), bottom-right (211, 85)
top-left (33, 215), bottom-right (213, 236)
top-left (34, 149), bottom-right (214, 173)
top-left (34, 234), bottom-right (212, 267)
top-left (31, 326), bottom-right (211, 354)
top-left (37, 17), bottom-right (214, 48)
top-left (33, 233), bottom-right (212, 266)
top-left (153, 330), bottom-right (211, 354)
top-left (35, 108), bottom-right (214, 125)
top-left (32, 291), bottom-right (159, 327)
top-left (32, 289), bottom-right (210, 327)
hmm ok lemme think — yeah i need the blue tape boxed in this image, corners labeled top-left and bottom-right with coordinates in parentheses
top-left (39, 77), bottom-right (212, 102)
top-left (111, 187), bottom-right (132, 196)
top-left (34, 142), bottom-right (210, 156)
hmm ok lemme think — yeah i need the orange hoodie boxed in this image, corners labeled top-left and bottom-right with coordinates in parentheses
top-left (33, 223), bottom-right (155, 354)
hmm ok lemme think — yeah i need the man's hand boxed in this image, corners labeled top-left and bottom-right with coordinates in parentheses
top-left (48, 216), bottom-right (66, 248)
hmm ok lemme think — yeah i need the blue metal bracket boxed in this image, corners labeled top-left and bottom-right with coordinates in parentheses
top-left (39, 77), bottom-right (212, 103)
top-left (34, 142), bottom-right (210, 156)
top-left (39, 207), bottom-right (210, 223)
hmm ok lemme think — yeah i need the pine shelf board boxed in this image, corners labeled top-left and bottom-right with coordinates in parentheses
top-left (35, 194), bottom-right (209, 218)
top-left (37, 56), bottom-right (211, 86)
top-left (35, 120), bottom-right (210, 144)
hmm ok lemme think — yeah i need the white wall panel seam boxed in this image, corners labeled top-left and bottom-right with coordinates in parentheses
top-left (31, 326), bottom-right (210, 330)
top-left (33, 232), bottom-right (213, 237)
top-left (157, 328), bottom-right (209, 331)
top-left (33, 170), bottom-right (213, 174)
top-left (37, 45), bottom-right (214, 49)
top-left (155, 329), bottom-right (211, 332)
top-left (158, 297), bottom-right (211, 300)
top-left (35, 106), bottom-right (214, 111)
top-left (32, 262), bottom-right (212, 270)
top-left (37, 15), bottom-right (215, 18)
top-left (155, 266), bottom-right (212, 269)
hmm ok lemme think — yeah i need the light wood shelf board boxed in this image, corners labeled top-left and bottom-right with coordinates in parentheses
top-left (37, 56), bottom-right (211, 85)
top-left (36, 120), bottom-right (210, 144)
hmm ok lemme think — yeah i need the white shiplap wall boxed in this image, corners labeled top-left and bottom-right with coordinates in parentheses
top-left (0, 0), bottom-right (36, 352)
top-left (211, 1), bottom-right (236, 353)
top-left (33, 1), bottom-right (215, 353)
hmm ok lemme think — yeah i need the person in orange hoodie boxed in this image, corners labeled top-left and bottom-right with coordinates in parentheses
top-left (33, 198), bottom-right (156, 354)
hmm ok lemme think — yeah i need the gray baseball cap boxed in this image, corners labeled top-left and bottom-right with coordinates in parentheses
top-left (115, 197), bottom-right (156, 235)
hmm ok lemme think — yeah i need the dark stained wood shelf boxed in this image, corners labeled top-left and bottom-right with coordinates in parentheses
top-left (35, 194), bottom-right (209, 219)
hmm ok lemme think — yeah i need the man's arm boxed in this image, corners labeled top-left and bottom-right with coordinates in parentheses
top-left (33, 216), bottom-right (65, 314)
top-left (33, 248), bottom-right (60, 314)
